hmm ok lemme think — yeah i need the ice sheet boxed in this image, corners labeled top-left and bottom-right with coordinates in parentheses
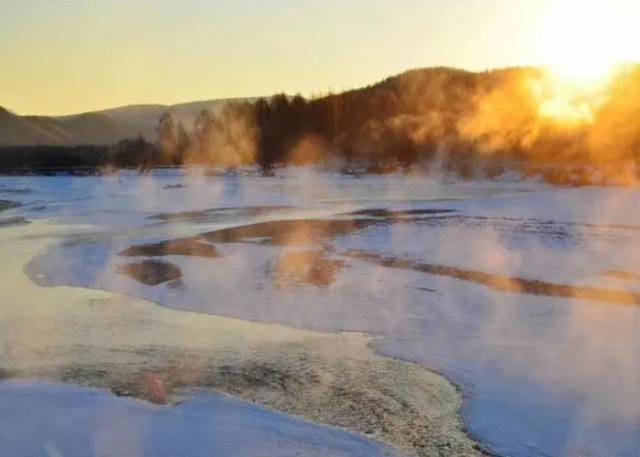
top-left (0, 380), bottom-right (395, 457)
top-left (10, 171), bottom-right (640, 456)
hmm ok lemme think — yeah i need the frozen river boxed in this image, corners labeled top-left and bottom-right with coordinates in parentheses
top-left (2, 169), bottom-right (640, 456)
top-left (0, 380), bottom-right (395, 457)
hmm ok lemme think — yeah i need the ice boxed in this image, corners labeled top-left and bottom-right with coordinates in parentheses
top-left (8, 171), bottom-right (640, 456)
top-left (0, 380), bottom-right (395, 457)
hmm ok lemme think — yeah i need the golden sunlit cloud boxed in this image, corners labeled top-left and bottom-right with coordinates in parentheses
top-left (529, 73), bottom-right (611, 126)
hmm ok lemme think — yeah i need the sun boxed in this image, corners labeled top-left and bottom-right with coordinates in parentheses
top-left (532, 0), bottom-right (631, 124)
top-left (537, 0), bottom-right (625, 84)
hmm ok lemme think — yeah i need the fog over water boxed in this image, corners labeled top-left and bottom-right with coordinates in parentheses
top-left (3, 169), bottom-right (640, 457)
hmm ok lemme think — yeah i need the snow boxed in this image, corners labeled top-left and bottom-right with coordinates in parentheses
top-left (5, 170), bottom-right (640, 456)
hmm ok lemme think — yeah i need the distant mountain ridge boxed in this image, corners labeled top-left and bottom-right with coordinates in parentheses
top-left (0, 97), bottom-right (257, 147)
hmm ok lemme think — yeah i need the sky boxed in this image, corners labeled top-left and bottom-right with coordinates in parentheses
top-left (1, 0), bottom-right (639, 116)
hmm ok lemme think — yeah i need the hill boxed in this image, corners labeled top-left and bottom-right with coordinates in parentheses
top-left (0, 98), bottom-right (257, 147)
top-left (3, 65), bottom-right (640, 185)
top-left (173, 65), bottom-right (640, 184)
top-left (90, 97), bottom-right (257, 135)
top-left (0, 108), bottom-right (143, 147)
top-left (0, 107), bottom-right (70, 146)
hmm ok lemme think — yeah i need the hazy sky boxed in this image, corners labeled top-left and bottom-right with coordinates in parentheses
top-left (1, 0), bottom-right (638, 115)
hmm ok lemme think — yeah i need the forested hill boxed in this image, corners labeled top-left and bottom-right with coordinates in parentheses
top-left (163, 65), bottom-right (640, 184)
top-left (3, 65), bottom-right (640, 185)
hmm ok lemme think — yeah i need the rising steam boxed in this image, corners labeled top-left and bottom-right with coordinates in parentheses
top-left (152, 65), bottom-right (640, 185)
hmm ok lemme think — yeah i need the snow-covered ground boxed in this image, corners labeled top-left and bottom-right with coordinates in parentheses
top-left (2, 169), bottom-right (640, 456)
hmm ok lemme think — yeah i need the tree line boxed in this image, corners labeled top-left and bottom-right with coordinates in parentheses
top-left (156, 65), bottom-right (640, 184)
top-left (3, 66), bottom-right (640, 184)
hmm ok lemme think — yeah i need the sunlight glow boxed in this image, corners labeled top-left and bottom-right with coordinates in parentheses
top-left (533, 0), bottom-right (630, 125)
top-left (538, 0), bottom-right (624, 84)
top-left (530, 72), bottom-right (613, 126)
